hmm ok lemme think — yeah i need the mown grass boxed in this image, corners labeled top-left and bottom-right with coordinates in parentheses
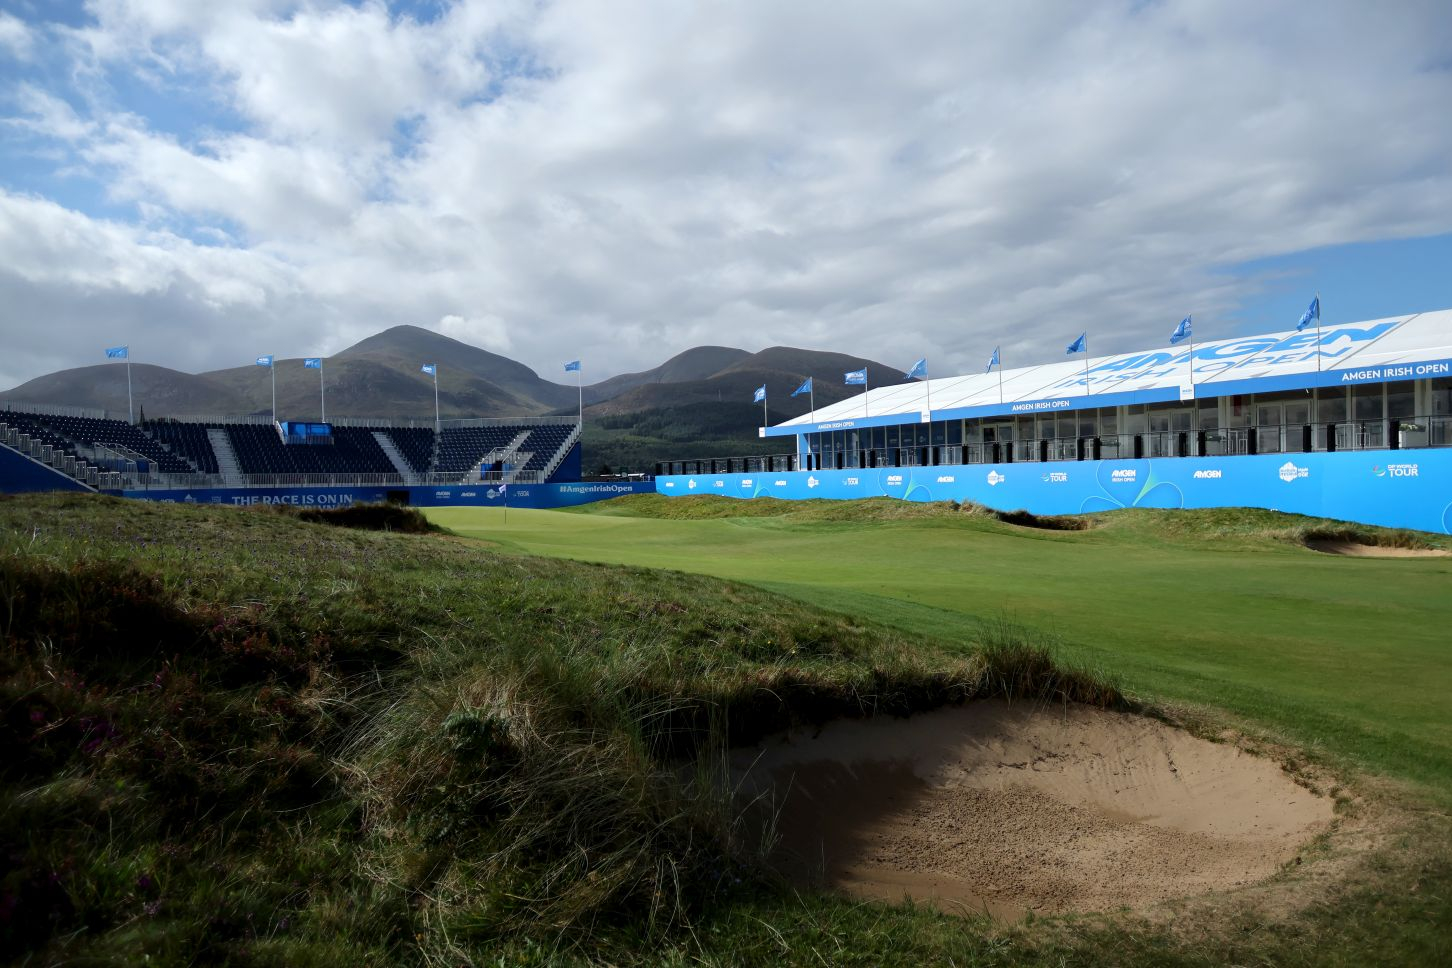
top-left (2, 493), bottom-right (1124, 965)
top-left (450, 498), bottom-right (1452, 803)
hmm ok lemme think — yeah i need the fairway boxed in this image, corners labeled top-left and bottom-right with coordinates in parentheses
top-left (430, 502), bottom-right (1452, 799)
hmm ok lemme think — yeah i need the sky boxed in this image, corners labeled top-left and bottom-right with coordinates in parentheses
top-left (2, 0), bottom-right (1451, 391)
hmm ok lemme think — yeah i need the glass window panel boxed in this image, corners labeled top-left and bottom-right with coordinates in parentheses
top-left (1386, 381), bottom-right (1414, 419)
top-left (1318, 388), bottom-right (1347, 423)
top-left (1353, 385), bottom-right (1384, 421)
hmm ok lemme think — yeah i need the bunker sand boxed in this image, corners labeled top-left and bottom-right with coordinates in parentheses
top-left (1305, 539), bottom-right (1449, 558)
top-left (733, 701), bottom-right (1333, 919)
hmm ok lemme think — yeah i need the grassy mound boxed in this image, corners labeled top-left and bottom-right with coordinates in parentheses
top-left (591, 494), bottom-right (1445, 547)
top-left (0, 493), bottom-right (1116, 965)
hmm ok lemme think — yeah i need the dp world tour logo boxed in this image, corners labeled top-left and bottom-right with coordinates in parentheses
top-left (1374, 463), bottom-right (1419, 478)
top-left (986, 470), bottom-right (1005, 486)
top-left (1279, 461), bottom-right (1309, 483)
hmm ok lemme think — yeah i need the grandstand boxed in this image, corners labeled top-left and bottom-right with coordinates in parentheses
top-left (656, 309), bottom-right (1452, 534)
top-left (0, 404), bottom-right (581, 494)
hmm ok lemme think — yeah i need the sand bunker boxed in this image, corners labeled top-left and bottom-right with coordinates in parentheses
top-left (1305, 540), bottom-right (1449, 558)
top-left (732, 701), bottom-right (1333, 918)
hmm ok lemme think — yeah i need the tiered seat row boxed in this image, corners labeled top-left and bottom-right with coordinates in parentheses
top-left (435, 426), bottom-right (523, 474)
top-left (12, 412), bottom-right (198, 474)
top-left (225, 425), bottom-right (400, 476)
top-left (144, 421), bottom-right (221, 474)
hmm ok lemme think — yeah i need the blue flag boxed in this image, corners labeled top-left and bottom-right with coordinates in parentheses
top-left (845, 368), bottom-right (867, 385)
top-left (1296, 296), bottom-right (1320, 331)
top-left (421, 363), bottom-right (436, 375)
top-left (105, 346), bottom-right (128, 359)
top-left (1066, 333), bottom-right (1087, 355)
top-left (791, 377), bottom-right (813, 397)
top-left (904, 358), bottom-right (927, 380)
top-left (753, 385), bottom-right (766, 403)
top-left (304, 358), bottom-right (322, 369)
top-left (1169, 315), bottom-right (1192, 345)
top-left (564, 360), bottom-right (581, 372)
top-left (986, 346), bottom-right (1000, 373)
top-left (255, 355), bottom-right (273, 367)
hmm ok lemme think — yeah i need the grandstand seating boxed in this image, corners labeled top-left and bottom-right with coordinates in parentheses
top-left (224, 424), bottom-right (399, 476)
top-left (0, 407), bottom-right (580, 487)
top-left (435, 426), bottom-right (526, 474)
top-left (381, 426), bottom-right (435, 474)
top-left (144, 421), bottom-right (220, 474)
top-left (517, 425), bottom-right (575, 474)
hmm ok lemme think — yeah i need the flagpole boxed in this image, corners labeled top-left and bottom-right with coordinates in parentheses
top-left (577, 365), bottom-right (583, 426)
top-left (924, 364), bottom-right (932, 420)
top-left (125, 349), bottom-right (133, 424)
top-left (271, 360), bottom-right (277, 423)
top-left (433, 366), bottom-right (440, 433)
top-left (997, 356), bottom-right (1004, 405)
top-left (864, 371), bottom-right (869, 418)
top-left (320, 361), bottom-right (326, 422)
top-left (1188, 329), bottom-right (1196, 391)
top-left (1315, 292), bottom-right (1322, 372)
top-left (762, 391), bottom-right (768, 428)
top-left (1083, 334), bottom-right (1091, 395)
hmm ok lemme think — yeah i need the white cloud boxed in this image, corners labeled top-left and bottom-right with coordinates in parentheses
top-left (2, 0), bottom-right (1452, 393)
top-left (0, 11), bottom-right (35, 61)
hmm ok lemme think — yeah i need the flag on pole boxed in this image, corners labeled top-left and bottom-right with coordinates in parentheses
top-left (1066, 333), bottom-right (1087, 355)
top-left (753, 385), bottom-right (766, 403)
top-left (1169, 315), bottom-right (1192, 345)
top-left (105, 346), bottom-right (128, 359)
top-left (1296, 296), bottom-right (1321, 331)
top-left (564, 360), bottom-right (581, 372)
top-left (421, 363), bottom-right (436, 375)
top-left (845, 368), bottom-right (867, 385)
top-left (791, 377), bottom-right (813, 397)
top-left (255, 355), bottom-right (273, 367)
top-left (304, 358), bottom-right (322, 369)
top-left (904, 358), bottom-right (927, 380)
top-left (986, 347), bottom-right (1000, 373)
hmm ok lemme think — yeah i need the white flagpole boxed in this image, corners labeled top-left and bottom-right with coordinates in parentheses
top-left (762, 391), bottom-right (768, 428)
top-left (1083, 334), bottom-right (1091, 395)
top-left (271, 360), bottom-right (277, 423)
top-left (577, 365), bottom-right (583, 425)
top-left (321, 362), bottom-right (327, 422)
top-left (924, 364), bottom-right (932, 419)
top-left (433, 366), bottom-right (440, 433)
top-left (1188, 328), bottom-right (1196, 390)
top-left (1315, 292), bottom-right (1323, 372)
top-left (997, 356), bottom-right (1004, 405)
top-left (125, 349), bottom-right (133, 424)
top-left (810, 382), bottom-right (815, 422)
top-left (863, 371), bottom-right (869, 418)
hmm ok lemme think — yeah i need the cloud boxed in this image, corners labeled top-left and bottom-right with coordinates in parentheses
top-left (0, 11), bottom-right (35, 61)
top-left (2, 0), bottom-right (1452, 394)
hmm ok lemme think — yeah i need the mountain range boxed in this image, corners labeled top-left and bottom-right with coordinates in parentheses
top-left (1, 325), bottom-right (901, 425)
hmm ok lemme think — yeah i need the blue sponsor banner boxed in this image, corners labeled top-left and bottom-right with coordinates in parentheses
top-left (115, 480), bottom-right (656, 509)
top-left (656, 448), bottom-right (1452, 535)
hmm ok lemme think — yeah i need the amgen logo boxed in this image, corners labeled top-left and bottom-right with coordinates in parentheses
top-left (936, 475), bottom-right (955, 483)
top-left (1374, 463), bottom-right (1419, 478)
top-left (1192, 469), bottom-right (1223, 479)
top-left (1110, 469), bottom-right (1137, 483)
top-left (986, 470), bottom-right (1005, 486)
top-left (1279, 462), bottom-right (1309, 482)
top-left (886, 474), bottom-right (903, 485)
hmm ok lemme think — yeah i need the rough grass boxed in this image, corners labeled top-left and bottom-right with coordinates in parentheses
top-left (0, 493), bottom-right (1121, 965)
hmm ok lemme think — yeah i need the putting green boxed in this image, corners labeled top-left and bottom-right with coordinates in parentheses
top-left (428, 504), bottom-right (1452, 799)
